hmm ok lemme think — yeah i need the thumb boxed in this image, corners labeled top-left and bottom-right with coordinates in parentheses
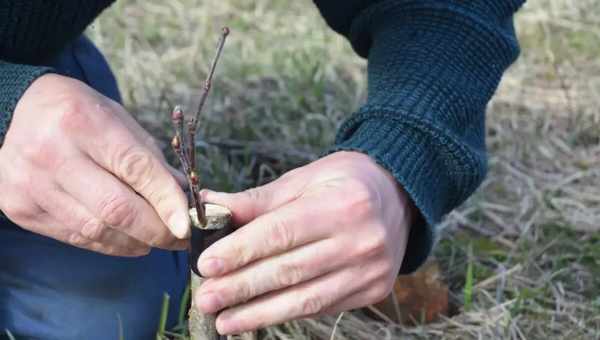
top-left (201, 174), bottom-right (305, 225)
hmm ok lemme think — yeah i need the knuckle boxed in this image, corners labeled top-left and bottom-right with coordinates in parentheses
top-left (57, 98), bottom-right (91, 133)
top-left (230, 244), bottom-right (253, 269)
top-left (301, 294), bottom-right (327, 316)
top-left (80, 219), bottom-right (106, 240)
top-left (1, 199), bottom-right (38, 223)
top-left (115, 146), bottom-right (155, 190)
top-left (242, 187), bottom-right (266, 206)
top-left (268, 218), bottom-right (295, 250)
top-left (20, 140), bottom-right (60, 169)
top-left (338, 180), bottom-right (379, 220)
top-left (148, 179), bottom-right (179, 210)
top-left (68, 233), bottom-right (93, 248)
top-left (354, 229), bottom-right (387, 259)
top-left (276, 262), bottom-right (304, 287)
top-left (8, 171), bottom-right (33, 194)
top-left (241, 187), bottom-right (270, 219)
top-left (234, 282), bottom-right (255, 303)
top-left (98, 193), bottom-right (137, 228)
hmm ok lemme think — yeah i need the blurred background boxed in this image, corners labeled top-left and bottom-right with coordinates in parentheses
top-left (89, 1), bottom-right (600, 338)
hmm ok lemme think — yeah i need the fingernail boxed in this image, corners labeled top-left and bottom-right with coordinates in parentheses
top-left (168, 210), bottom-right (190, 239)
top-left (198, 258), bottom-right (224, 277)
top-left (216, 312), bottom-right (236, 335)
top-left (197, 292), bottom-right (223, 313)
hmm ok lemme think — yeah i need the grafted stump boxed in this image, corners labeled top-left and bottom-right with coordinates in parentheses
top-left (189, 204), bottom-right (232, 340)
top-left (188, 204), bottom-right (257, 340)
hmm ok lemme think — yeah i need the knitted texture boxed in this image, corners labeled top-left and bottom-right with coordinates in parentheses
top-left (316, 0), bottom-right (524, 273)
top-left (0, 1), bottom-right (115, 64)
top-left (0, 63), bottom-right (52, 146)
top-left (0, 1), bottom-right (524, 274)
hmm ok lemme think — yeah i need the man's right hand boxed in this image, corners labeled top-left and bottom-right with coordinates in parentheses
top-left (0, 74), bottom-right (191, 256)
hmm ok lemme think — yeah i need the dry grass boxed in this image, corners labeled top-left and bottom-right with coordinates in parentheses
top-left (89, 1), bottom-right (600, 339)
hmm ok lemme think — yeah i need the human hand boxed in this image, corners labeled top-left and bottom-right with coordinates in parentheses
top-left (0, 74), bottom-right (190, 256)
top-left (195, 151), bottom-right (414, 334)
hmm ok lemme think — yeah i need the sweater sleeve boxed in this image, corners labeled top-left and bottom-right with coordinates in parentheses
top-left (0, 62), bottom-right (52, 146)
top-left (314, 0), bottom-right (524, 273)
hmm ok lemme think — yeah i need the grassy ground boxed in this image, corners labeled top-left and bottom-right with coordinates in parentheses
top-left (89, 1), bottom-right (600, 339)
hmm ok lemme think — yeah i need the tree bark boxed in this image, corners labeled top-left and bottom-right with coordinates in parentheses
top-left (188, 204), bottom-right (259, 340)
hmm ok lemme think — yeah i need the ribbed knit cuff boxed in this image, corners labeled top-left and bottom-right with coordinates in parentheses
top-left (0, 62), bottom-right (53, 146)
top-left (327, 0), bottom-right (522, 274)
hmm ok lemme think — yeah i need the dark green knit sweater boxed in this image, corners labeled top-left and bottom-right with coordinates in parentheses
top-left (0, 1), bottom-right (524, 273)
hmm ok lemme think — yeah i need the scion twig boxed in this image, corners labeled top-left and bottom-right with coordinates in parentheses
top-left (191, 27), bottom-right (230, 132)
top-left (169, 27), bottom-right (229, 227)
top-left (171, 114), bottom-right (203, 224)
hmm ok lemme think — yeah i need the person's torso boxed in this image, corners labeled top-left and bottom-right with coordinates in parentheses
top-left (0, 1), bottom-right (116, 64)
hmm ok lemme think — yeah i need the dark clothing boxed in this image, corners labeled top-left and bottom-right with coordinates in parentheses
top-left (0, 1), bottom-right (524, 337)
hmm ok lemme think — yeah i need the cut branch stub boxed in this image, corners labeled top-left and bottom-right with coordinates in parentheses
top-left (189, 204), bottom-right (233, 277)
top-left (189, 204), bottom-right (233, 340)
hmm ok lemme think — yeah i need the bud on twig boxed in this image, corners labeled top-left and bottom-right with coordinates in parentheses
top-left (171, 136), bottom-right (181, 150)
top-left (172, 105), bottom-right (184, 122)
top-left (190, 171), bottom-right (199, 185)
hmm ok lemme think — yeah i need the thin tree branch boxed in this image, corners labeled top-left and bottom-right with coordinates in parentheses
top-left (168, 28), bottom-right (230, 229)
top-left (190, 27), bottom-right (230, 133)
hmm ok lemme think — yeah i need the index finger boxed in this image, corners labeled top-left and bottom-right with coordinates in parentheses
top-left (197, 197), bottom-right (333, 277)
top-left (56, 157), bottom-right (187, 250)
top-left (69, 103), bottom-right (190, 239)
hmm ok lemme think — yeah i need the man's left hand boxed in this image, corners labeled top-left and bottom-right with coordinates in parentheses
top-left (195, 151), bottom-right (414, 334)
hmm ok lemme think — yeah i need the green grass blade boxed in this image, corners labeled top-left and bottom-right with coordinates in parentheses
top-left (178, 283), bottom-right (191, 325)
top-left (156, 292), bottom-right (171, 340)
